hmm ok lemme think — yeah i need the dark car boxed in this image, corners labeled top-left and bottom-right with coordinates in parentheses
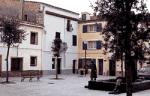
top-left (138, 66), bottom-right (150, 79)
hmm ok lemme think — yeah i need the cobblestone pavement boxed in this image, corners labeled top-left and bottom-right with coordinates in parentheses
top-left (0, 74), bottom-right (150, 96)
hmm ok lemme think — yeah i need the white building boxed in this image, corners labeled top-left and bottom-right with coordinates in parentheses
top-left (40, 3), bottom-right (79, 75)
top-left (0, 0), bottom-right (79, 76)
top-left (0, 22), bottom-right (43, 76)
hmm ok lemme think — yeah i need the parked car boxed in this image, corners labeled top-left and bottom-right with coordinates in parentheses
top-left (137, 66), bottom-right (150, 79)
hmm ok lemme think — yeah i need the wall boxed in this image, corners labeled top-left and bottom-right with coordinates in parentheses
top-left (42, 5), bottom-right (79, 74)
top-left (0, 0), bottom-right (43, 25)
top-left (0, 24), bottom-right (43, 72)
top-left (78, 21), bottom-right (110, 75)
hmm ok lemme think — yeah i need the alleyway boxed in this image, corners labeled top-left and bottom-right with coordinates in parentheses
top-left (0, 75), bottom-right (150, 96)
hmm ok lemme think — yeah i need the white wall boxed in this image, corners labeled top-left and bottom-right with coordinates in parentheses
top-left (43, 4), bottom-right (79, 19)
top-left (42, 5), bottom-right (78, 72)
top-left (0, 24), bottom-right (43, 71)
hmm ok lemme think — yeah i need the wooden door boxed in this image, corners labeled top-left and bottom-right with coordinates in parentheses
top-left (57, 58), bottom-right (61, 74)
top-left (98, 59), bottom-right (103, 75)
top-left (11, 58), bottom-right (23, 71)
top-left (72, 60), bottom-right (76, 74)
top-left (0, 55), bottom-right (2, 76)
top-left (109, 60), bottom-right (116, 76)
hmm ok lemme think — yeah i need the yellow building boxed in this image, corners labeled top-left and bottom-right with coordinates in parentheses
top-left (78, 12), bottom-right (116, 76)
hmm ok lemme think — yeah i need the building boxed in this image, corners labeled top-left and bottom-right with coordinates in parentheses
top-left (0, 0), bottom-right (44, 76)
top-left (78, 12), bottom-right (115, 76)
top-left (0, 0), bottom-right (79, 76)
top-left (39, 1), bottom-right (79, 75)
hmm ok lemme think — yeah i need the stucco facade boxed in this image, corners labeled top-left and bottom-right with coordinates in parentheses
top-left (0, 22), bottom-right (43, 76)
top-left (78, 12), bottom-right (121, 76)
top-left (0, 0), bottom-right (79, 76)
top-left (78, 18), bottom-right (113, 76)
top-left (41, 3), bottom-right (79, 75)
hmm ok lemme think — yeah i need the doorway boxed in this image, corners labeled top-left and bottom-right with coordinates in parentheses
top-left (57, 58), bottom-right (61, 74)
top-left (72, 60), bottom-right (76, 74)
top-left (98, 59), bottom-right (103, 75)
top-left (109, 60), bottom-right (116, 76)
top-left (0, 55), bottom-right (2, 76)
top-left (11, 58), bottom-right (23, 71)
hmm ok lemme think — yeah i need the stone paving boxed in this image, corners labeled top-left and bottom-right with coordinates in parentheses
top-left (0, 74), bottom-right (150, 96)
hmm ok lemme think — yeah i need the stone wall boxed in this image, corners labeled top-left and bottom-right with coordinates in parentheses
top-left (0, 0), bottom-right (43, 25)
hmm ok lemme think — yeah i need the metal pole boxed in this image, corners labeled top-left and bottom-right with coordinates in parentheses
top-left (85, 49), bottom-right (86, 76)
top-left (55, 56), bottom-right (58, 79)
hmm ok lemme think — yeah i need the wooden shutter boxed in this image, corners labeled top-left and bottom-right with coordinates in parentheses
top-left (67, 20), bottom-right (71, 31)
top-left (96, 41), bottom-right (101, 49)
top-left (35, 33), bottom-right (38, 44)
top-left (72, 35), bottom-right (77, 46)
top-left (82, 42), bottom-right (87, 50)
top-left (96, 23), bottom-right (102, 32)
top-left (83, 25), bottom-right (87, 33)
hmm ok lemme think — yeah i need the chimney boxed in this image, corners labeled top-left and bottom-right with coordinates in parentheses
top-left (19, 0), bottom-right (24, 20)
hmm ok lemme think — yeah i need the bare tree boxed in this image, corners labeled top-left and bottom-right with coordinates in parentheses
top-left (51, 36), bottom-right (68, 79)
top-left (51, 37), bottom-right (62, 79)
top-left (0, 17), bottom-right (26, 83)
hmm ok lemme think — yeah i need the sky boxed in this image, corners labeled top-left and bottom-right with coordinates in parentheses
top-left (26, 0), bottom-right (96, 14)
top-left (27, 0), bottom-right (150, 14)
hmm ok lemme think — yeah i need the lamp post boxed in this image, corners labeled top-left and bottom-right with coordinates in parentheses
top-left (83, 41), bottom-right (87, 76)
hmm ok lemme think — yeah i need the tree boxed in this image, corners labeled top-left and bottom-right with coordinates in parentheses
top-left (51, 36), bottom-right (68, 79)
top-left (51, 37), bottom-right (62, 79)
top-left (0, 17), bottom-right (26, 83)
top-left (93, 0), bottom-right (149, 96)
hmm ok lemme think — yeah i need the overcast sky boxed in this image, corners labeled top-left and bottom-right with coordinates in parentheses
top-left (27, 0), bottom-right (96, 14)
top-left (27, 0), bottom-right (150, 14)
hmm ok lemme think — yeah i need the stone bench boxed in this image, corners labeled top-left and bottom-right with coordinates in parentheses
top-left (21, 70), bottom-right (42, 82)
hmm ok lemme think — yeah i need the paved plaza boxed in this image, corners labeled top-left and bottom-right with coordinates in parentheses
top-left (0, 74), bottom-right (150, 96)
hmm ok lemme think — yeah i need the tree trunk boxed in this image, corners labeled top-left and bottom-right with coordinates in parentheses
top-left (6, 44), bottom-right (10, 83)
top-left (125, 54), bottom-right (133, 96)
top-left (125, 4), bottom-right (133, 95)
top-left (132, 59), bottom-right (137, 82)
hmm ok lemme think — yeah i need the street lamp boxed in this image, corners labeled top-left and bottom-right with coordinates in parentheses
top-left (83, 41), bottom-right (87, 76)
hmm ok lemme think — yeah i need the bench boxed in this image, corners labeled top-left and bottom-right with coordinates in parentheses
top-left (21, 70), bottom-right (42, 82)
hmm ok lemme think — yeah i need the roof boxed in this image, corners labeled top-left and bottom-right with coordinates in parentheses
top-left (78, 19), bottom-right (106, 24)
top-left (26, 0), bottom-right (79, 15)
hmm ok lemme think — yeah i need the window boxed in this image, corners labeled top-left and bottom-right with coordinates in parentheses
top-left (83, 23), bottom-right (102, 33)
top-left (67, 20), bottom-right (73, 32)
top-left (82, 41), bottom-right (102, 50)
top-left (30, 56), bottom-right (37, 66)
top-left (72, 35), bottom-right (77, 46)
top-left (78, 58), bottom-right (95, 69)
top-left (82, 14), bottom-right (86, 20)
top-left (55, 32), bottom-right (60, 38)
top-left (88, 41), bottom-right (97, 49)
top-left (89, 25), bottom-right (94, 32)
top-left (52, 58), bottom-right (55, 69)
top-left (30, 32), bottom-right (38, 45)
